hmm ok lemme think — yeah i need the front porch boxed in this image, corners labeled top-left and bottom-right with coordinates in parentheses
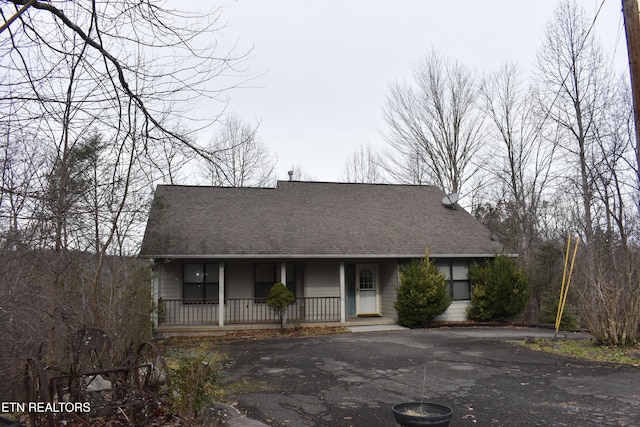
top-left (151, 258), bottom-right (401, 337)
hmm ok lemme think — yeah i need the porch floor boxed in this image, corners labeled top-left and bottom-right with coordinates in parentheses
top-left (154, 316), bottom-right (398, 338)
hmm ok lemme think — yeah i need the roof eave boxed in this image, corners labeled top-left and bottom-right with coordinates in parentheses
top-left (140, 252), bottom-right (515, 260)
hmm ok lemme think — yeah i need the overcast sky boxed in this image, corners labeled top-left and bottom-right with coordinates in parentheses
top-left (204, 1), bottom-right (629, 183)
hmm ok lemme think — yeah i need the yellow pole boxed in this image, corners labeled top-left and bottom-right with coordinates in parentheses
top-left (557, 239), bottom-right (579, 331)
top-left (555, 236), bottom-right (572, 333)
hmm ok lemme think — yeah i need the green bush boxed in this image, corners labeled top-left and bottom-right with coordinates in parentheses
top-left (267, 282), bottom-right (295, 329)
top-left (538, 291), bottom-right (580, 330)
top-left (394, 251), bottom-right (451, 327)
top-left (467, 254), bottom-right (529, 321)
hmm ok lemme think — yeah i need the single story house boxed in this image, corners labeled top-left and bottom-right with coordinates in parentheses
top-left (139, 181), bottom-right (507, 336)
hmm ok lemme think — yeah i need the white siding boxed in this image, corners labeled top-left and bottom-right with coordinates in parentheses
top-left (379, 260), bottom-right (399, 320)
top-left (156, 262), bottom-right (181, 300)
top-left (436, 300), bottom-right (470, 322)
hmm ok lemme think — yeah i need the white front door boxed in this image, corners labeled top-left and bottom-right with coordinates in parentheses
top-left (356, 264), bottom-right (379, 315)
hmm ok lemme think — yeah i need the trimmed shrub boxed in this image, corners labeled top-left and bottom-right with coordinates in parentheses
top-left (467, 254), bottom-right (529, 321)
top-left (267, 282), bottom-right (295, 329)
top-left (394, 251), bottom-right (451, 327)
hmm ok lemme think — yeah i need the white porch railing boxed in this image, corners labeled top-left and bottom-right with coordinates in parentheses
top-left (156, 297), bottom-right (341, 326)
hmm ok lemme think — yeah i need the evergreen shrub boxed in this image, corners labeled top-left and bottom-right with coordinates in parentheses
top-left (394, 251), bottom-right (451, 327)
top-left (267, 282), bottom-right (295, 329)
top-left (467, 254), bottom-right (529, 321)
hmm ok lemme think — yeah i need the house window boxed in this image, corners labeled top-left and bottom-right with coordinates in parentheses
top-left (437, 260), bottom-right (471, 301)
top-left (183, 263), bottom-right (219, 303)
top-left (254, 262), bottom-right (296, 301)
top-left (451, 261), bottom-right (470, 300)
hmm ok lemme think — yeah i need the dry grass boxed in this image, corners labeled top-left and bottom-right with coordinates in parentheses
top-left (517, 337), bottom-right (640, 365)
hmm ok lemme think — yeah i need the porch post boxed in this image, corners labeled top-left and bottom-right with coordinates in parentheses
top-left (280, 262), bottom-right (287, 285)
top-left (151, 260), bottom-right (159, 327)
top-left (339, 261), bottom-right (346, 323)
top-left (218, 263), bottom-right (225, 326)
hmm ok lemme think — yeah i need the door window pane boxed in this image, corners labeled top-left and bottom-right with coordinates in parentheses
top-left (359, 268), bottom-right (374, 289)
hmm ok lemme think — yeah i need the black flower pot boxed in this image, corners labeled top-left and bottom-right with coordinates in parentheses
top-left (392, 402), bottom-right (453, 427)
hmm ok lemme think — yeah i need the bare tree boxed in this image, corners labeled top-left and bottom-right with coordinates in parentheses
top-left (591, 75), bottom-right (637, 248)
top-left (0, 126), bottom-right (46, 249)
top-left (535, 0), bottom-right (640, 346)
top-left (382, 50), bottom-right (485, 194)
top-left (142, 124), bottom-right (195, 186)
top-left (478, 63), bottom-right (566, 324)
top-left (479, 63), bottom-right (559, 262)
top-left (1, 2), bottom-right (250, 253)
top-left (0, 0), bottom-right (249, 367)
top-left (341, 143), bottom-right (384, 183)
top-left (1, 1), bottom-right (249, 158)
top-left (202, 114), bottom-right (277, 187)
top-left (534, 0), bottom-right (614, 244)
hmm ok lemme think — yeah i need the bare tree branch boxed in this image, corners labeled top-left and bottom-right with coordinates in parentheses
top-left (382, 50), bottom-right (485, 195)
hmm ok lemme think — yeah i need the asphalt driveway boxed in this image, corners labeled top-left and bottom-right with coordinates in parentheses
top-left (216, 327), bottom-right (640, 426)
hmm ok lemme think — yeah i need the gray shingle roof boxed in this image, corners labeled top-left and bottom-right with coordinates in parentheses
top-left (139, 181), bottom-right (506, 258)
